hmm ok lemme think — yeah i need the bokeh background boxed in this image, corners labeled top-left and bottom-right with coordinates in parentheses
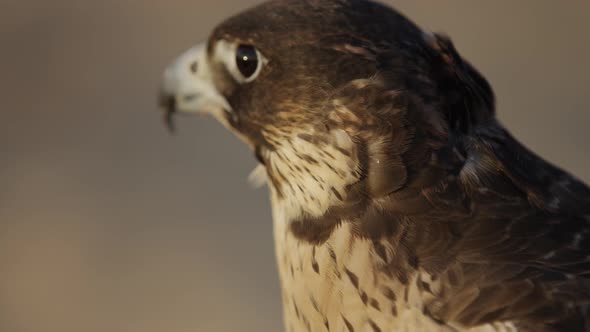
top-left (1, 1), bottom-right (589, 331)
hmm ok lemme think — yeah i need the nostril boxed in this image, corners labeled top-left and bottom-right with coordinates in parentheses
top-left (190, 61), bottom-right (198, 74)
top-left (183, 93), bottom-right (200, 102)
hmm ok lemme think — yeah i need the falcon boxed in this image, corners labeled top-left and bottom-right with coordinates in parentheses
top-left (158, 1), bottom-right (590, 331)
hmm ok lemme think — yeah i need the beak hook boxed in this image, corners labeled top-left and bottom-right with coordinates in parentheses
top-left (164, 108), bottom-right (176, 134)
top-left (159, 93), bottom-right (177, 134)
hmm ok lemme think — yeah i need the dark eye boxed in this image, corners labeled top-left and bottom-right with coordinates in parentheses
top-left (236, 44), bottom-right (259, 79)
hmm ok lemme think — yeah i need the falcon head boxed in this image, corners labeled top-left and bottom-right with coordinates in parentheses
top-left (160, 0), bottom-right (495, 243)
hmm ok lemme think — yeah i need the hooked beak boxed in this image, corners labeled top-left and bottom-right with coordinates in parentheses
top-left (158, 43), bottom-right (232, 132)
top-left (158, 93), bottom-right (177, 132)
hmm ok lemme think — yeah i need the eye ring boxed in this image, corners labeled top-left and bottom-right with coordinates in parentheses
top-left (213, 40), bottom-right (267, 84)
top-left (234, 44), bottom-right (265, 83)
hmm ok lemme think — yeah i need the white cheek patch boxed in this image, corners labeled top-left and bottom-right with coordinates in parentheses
top-left (266, 129), bottom-right (361, 224)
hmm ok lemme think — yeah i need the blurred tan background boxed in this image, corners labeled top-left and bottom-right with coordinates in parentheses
top-left (1, 1), bottom-right (589, 331)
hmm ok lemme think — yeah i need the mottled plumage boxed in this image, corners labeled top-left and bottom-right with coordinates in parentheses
top-left (159, 1), bottom-right (590, 331)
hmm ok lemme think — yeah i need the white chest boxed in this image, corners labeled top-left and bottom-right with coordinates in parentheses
top-left (272, 209), bottom-right (518, 332)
